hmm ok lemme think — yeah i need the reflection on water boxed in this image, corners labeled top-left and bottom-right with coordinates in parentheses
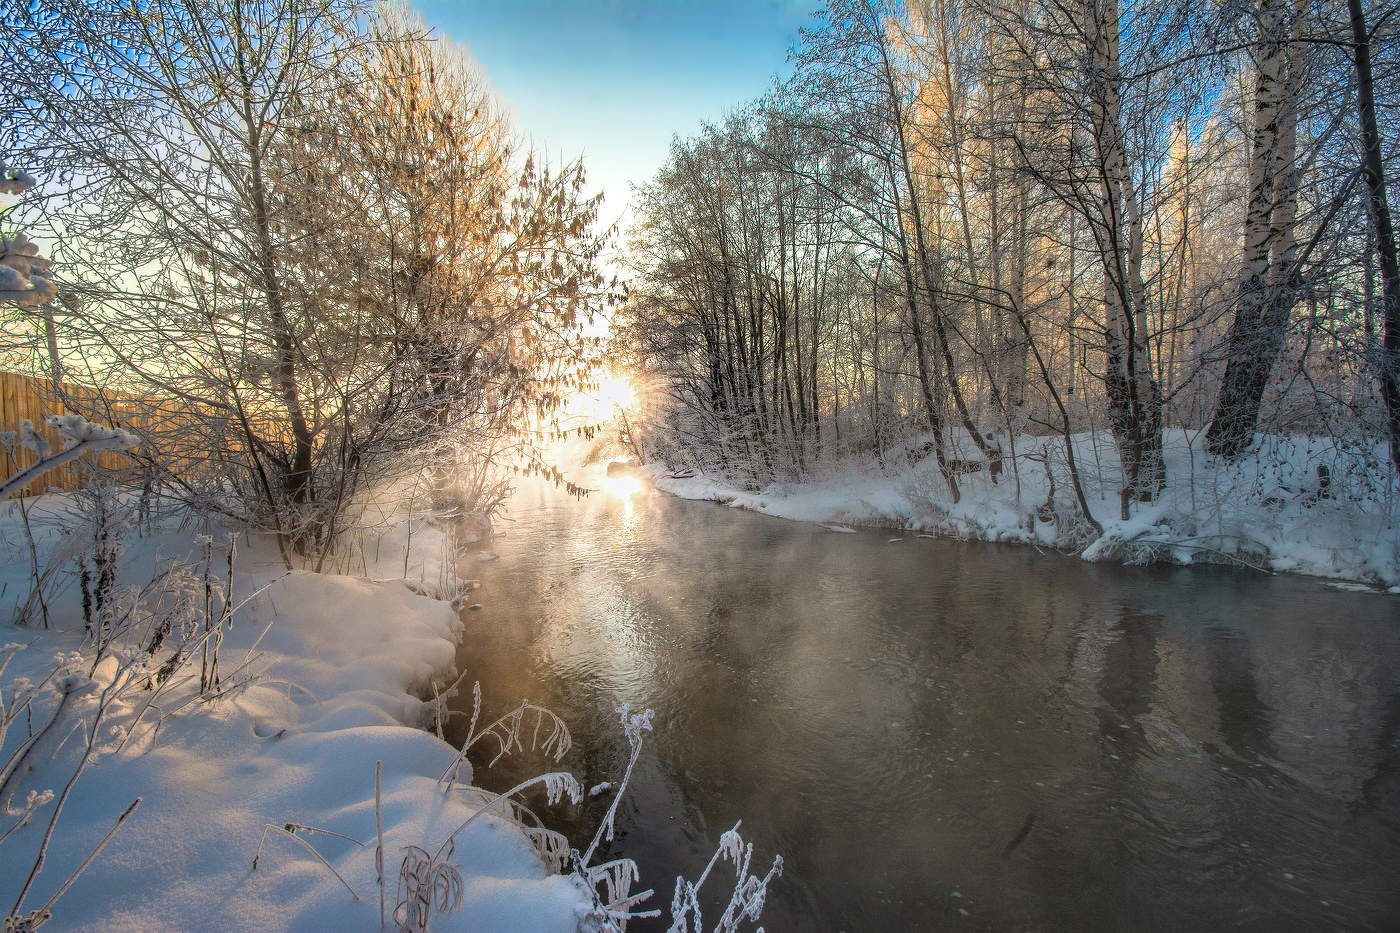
top-left (598, 473), bottom-right (643, 528)
top-left (452, 477), bottom-right (1400, 931)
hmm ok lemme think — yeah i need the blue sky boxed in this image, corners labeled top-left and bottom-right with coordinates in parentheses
top-left (411, 0), bottom-right (823, 226)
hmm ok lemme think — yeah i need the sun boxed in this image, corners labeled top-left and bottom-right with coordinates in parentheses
top-left (596, 373), bottom-right (636, 411)
top-left (571, 371), bottom-right (637, 422)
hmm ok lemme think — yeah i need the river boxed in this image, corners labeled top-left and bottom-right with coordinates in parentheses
top-left (451, 472), bottom-right (1400, 931)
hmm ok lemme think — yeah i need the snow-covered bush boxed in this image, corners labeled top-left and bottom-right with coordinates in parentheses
top-left (5, 2), bottom-right (612, 567)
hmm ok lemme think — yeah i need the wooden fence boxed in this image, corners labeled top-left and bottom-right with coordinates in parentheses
top-left (0, 371), bottom-right (150, 496)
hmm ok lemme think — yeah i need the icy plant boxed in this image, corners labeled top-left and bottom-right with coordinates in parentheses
top-left (0, 645), bottom-right (62, 838)
top-left (375, 762), bottom-right (386, 926)
top-left (571, 704), bottom-right (661, 932)
top-left (666, 822), bottom-right (783, 933)
top-left (110, 570), bottom-right (279, 755)
top-left (251, 822), bottom-right (364, 902)
top-left (567, 704), bottom-right (782, 933)
top-left (396, 771), bottom-right (583, 932)
top-left (393, 845), bottom-right (462, 933)
top-left (579, 703), bottom-right (652, 868)
top-left (0, 651), bottom-right (89, 817)
top-left (2, 416), bottom-right (137, 631)
top-left (1, 653), bottom-right (143, 930)
top-left (2, 797), bottom-right (141, 933)
top-left (523, 823), bottom-right (572, 874)
top-left (194, 535), bottom-right (236, 696)
top-left (436, 677), bottom-right (571, 786)
top-left (73, 484), bottom-right (127, 657)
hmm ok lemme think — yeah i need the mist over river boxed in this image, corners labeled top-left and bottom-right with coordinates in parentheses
top-left (453, 474), bottom-right (1400, 931)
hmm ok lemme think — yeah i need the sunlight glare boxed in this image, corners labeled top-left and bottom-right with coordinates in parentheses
top-left (600, 474), bottom-right (642, 498)
top-left (572, 371), bottom-right (637, 422)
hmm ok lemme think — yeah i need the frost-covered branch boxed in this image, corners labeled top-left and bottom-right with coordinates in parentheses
top-left (0, 415), bottom-right (139, 500)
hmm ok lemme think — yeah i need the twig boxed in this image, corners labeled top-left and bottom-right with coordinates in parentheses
top-left (376, 761), bottom-right (385, 929)
top-left (251, 824), bottom-right (362, 901)
top-left (10, 679), bottom-right (116, 916)
top-left (35, 797), bottom-right (141, 917)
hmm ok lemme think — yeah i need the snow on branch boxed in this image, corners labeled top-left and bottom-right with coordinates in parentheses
top-left (1, 415), bottom-right (140, 500)
top-left (1, 163), bottom-right (56, 308)
top-left (0, 232), bottom-right (56, 307)
top-left (45, 414), bottom-right (140, 452)
top-left (0, 163), bottom-right (36, 196)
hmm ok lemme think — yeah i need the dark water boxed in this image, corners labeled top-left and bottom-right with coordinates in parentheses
top-left (451, 476), bottom-right (1400, 931)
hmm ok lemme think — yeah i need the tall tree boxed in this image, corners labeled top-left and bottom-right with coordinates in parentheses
top-left (1347, 0), bottom-right (1400, 472)
top-left (1206, 0), bottom-right (1310, 459)
top-left (1085, 0), bottom-right (1166, 510)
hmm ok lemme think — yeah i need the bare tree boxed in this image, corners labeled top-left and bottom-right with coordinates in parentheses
top-left (3, 1), bottom-right (611, 561)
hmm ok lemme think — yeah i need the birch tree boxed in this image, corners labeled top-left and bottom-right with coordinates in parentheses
top-left (1206, 0), bottom-right (1311, 459)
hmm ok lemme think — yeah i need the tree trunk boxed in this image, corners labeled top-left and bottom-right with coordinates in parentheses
top-left (1089, 0), bottom-right (1165, 512)
top-left (1348, 0), bottom-right (1400, 473)
top-left (1206, 0), bottom-right (1301, 458)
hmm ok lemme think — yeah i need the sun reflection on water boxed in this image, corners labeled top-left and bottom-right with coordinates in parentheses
top-left (599, 473), bottom-right (642, 527)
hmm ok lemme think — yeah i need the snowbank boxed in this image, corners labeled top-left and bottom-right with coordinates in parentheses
top-left (648, 428), bottom-right (1400, 590)
top-left (0, 494), bottom-right (591, 931)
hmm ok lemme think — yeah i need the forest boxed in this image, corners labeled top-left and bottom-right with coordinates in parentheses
top-left (622, 0), bottom-right (1400, 534)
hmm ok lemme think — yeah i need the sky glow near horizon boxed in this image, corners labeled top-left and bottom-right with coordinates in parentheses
top-left (411, 0), bottom-right (823, 230)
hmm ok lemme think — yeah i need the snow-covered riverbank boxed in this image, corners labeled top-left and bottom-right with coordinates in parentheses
top-left (0, 494), bottom-right (589, 931)
top-left (648, 428), bottom-right (1400, 590)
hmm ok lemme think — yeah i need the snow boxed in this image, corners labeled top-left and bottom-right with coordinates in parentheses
top-left (0, 493), bottom-right (594, 931)
top-left (648, 428), bottom-right (1400, 589)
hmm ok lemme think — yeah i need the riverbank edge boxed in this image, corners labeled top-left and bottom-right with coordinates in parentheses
top-left (644, 453), bottom-right (1400, 594)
